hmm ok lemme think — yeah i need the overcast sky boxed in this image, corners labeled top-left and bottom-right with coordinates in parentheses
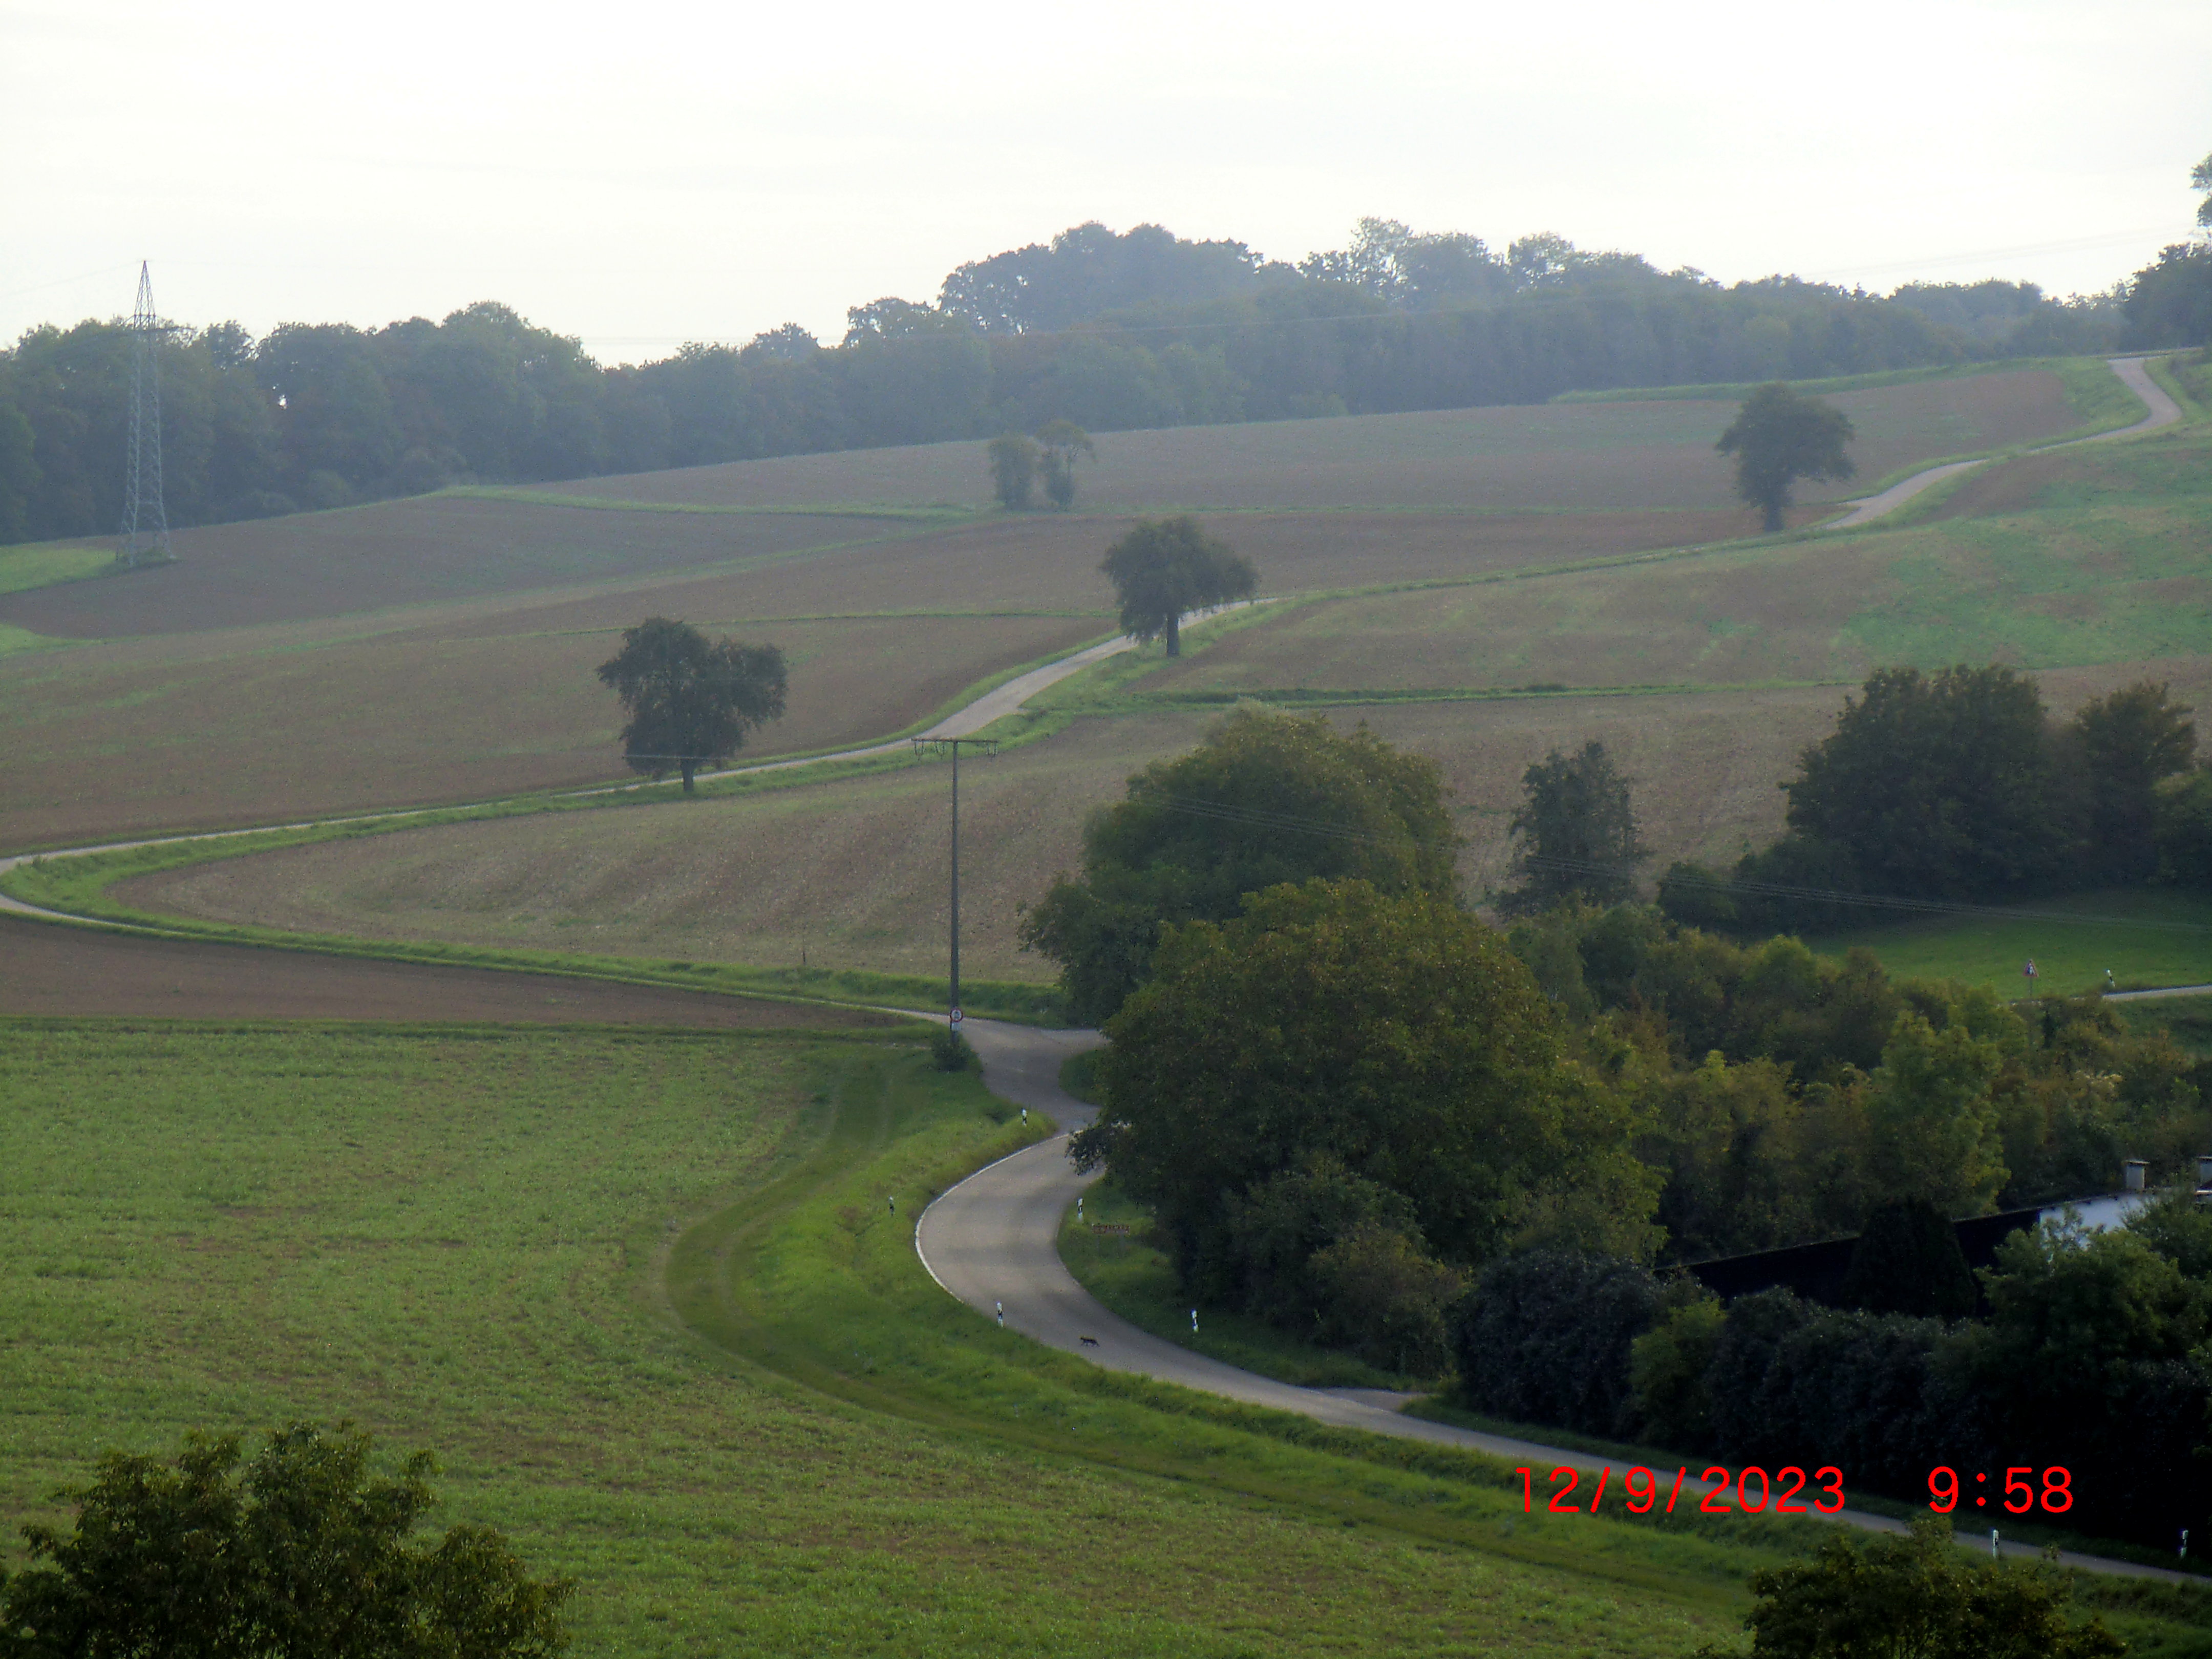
top-left (6, 0), bottom-right (2207, 365)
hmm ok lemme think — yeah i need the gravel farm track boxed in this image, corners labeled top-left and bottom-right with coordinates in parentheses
top-left (6, 358), bottom-right (2204, 1588)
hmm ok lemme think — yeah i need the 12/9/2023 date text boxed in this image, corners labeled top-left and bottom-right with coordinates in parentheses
top-left (1515, 1463), bottom-right (1846, 1516)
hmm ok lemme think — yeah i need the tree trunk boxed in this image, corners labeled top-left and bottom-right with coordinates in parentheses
top-left (1165, 612), bottom-right (1181, 657)
top-left (1763, 500), bottom-right (1784, 533)
top-left (681, 759), bottom-right (696, 794)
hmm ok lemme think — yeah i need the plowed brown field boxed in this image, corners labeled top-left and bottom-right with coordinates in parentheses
top-left (0, 916), bottom-right (886, 1026)
top-left (0, 498), bottom-right (919, 639)
top-left (0, 506), bottom-right (1749, 850)
top-left (548, 369), bottom-right (2078, 512)
top-left (1, 610), bottom-right (1099, 849)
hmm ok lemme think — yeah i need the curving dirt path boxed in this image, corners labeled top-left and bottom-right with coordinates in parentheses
top-left (918, 1015), bottom-right (2199, 1584)
top-left (1823, 355), bottom-right (2184, 530)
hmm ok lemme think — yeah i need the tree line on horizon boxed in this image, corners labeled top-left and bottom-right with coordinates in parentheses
top-left (4, 208), bottom-right (2199, 548)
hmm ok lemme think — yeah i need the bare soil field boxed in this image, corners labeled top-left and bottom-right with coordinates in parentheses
top-left (0, 610), bottom-right (1097, 850)
top-left (550, 369), bottom-right (2078, 513)
top-left (0, 498), bottom-right (918, 639)
top-left (112, 687), bottom-right (1869, 979)
top-left (0, 915), bottom-right (885, 1026)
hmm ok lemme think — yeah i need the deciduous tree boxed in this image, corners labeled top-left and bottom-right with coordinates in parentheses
top-left (1500, 740), bottom-right (1647, 914)
top-left (1716, 381), bottom-right (1856, 531)
top-left (1035, 418), bottom-right (1095, 509)
top-left (1097, 515), bottom-right (1255, 656)
top-left (1076, 879), bottom-right (1660, 1296)
top-left (1019, 707), bottom-right (1457, 1021)
top-left (1783, 665), bottom-right (2064, 899)
top-left (985, 432), bottom-right (1038, 509)
top-left (595, 616), bottom-right (786, 793)
top-left (2067, 679), bottom-right (2196, 880)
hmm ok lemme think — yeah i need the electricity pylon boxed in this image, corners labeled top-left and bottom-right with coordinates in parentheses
top-left (117, 261), bottom-right (175, 568)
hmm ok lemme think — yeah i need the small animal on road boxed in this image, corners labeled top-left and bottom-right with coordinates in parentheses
top-left (1079, 1335), bottom-right (1100, 1347)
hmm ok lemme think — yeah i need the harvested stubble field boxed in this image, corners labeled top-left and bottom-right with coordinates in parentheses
top-left (0, 1021), bottom-right (1766, 1657)
top-left (116, 682), bottom-right (1902, 979)
top-left (0, 607), bottom-right (1099, 849)
top-left (553, 367), bottom-right (2084, 513)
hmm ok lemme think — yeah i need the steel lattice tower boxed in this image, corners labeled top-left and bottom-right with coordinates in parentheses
top-left (117, 261), bottom-right (174, 568)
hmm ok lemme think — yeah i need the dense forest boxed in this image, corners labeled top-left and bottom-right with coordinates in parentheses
top-left (4, 213), bottom-right (2190, 546)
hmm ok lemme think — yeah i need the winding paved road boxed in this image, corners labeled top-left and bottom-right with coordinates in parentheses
top-left (919, 1015), bottom-right (2198, 1584)
top-left (1823, 354), bottom-right (2184, 530)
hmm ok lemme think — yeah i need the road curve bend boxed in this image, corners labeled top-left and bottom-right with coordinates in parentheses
top-left (1823, 354), bottom-right (2184, 531)
top-left (920, 1015), bottom-right (2198, 1584)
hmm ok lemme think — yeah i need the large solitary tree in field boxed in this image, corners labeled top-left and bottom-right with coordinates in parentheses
top-left (1716, 381), bottom-right (1856, 531)
top-left (0, 1421), bottom-right (572, 1658)
top-left (1098, 515), bottom-right (1256, 656)
top-left (596, 617), bottom-right (787, 794)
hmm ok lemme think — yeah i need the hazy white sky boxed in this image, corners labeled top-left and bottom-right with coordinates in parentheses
top-left (6, 0), bottom-right (2207, 364)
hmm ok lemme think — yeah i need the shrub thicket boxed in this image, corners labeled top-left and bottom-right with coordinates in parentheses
top-left (1661, 669), bottom-right (2206, 924)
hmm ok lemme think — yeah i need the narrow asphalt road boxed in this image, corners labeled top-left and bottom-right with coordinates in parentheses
top-left (1823, 354), bottom-right (2184, 530)
top-left (918, 1015), bottom-right (2200, 1585)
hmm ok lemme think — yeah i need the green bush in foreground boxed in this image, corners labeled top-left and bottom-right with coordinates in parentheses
top-left (929, 1025), bottom-right (976, 1071)
top-left (1707, 1514), bottom-right (2121, 1658)
top-left (0, 1422), bottom-right (570, 1658)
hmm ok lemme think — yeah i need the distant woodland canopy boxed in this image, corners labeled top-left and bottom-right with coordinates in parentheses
top-left (0, 214), bottom-right (2188, 546)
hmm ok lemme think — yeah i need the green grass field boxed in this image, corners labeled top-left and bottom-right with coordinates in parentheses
top-left (1, 1018), bottom-right (1907, 1658)
top-left (1805, 889), bottom-right (2212, 997)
